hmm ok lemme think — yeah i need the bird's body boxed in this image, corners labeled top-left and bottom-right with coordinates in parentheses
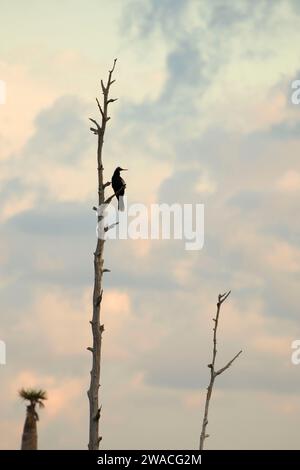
top-left (112, 167), bottom-right (127, 211)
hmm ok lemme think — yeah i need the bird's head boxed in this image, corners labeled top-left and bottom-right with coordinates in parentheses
top-left (115, 166), bottom-right (128, 172)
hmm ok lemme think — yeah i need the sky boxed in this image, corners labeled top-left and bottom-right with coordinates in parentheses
top-left (0, 0), bottom-right (300, 450)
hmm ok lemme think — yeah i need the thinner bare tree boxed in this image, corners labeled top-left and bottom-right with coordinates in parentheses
top-left (87, 59), bottom-right (119, 450)
top-left (199, 291), bottom-right (242, 450)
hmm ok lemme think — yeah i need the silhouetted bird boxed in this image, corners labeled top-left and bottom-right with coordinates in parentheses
top-left (112, 167), bottom-right (127, 211)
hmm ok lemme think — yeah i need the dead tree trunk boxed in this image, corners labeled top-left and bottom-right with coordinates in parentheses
top-left (199, 291), bottom-right (242, 450)
top-left (87, 59), bottom-right (118, 450)
top-left (21, 404), bottom-right (38, 450)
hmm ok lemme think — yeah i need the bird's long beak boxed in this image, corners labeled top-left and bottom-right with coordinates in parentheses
top-left (121, 168), bottom-right (128, 171)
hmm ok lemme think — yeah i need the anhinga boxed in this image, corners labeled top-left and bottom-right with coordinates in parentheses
top-left (112, 167), bottom-right (127, 211)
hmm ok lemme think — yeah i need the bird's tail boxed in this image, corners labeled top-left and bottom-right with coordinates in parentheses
top-left (118, 196), bottom-right (125, 211)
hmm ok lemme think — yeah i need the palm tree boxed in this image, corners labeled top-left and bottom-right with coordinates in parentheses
top-left (19, 388), bottom-right (47, 450)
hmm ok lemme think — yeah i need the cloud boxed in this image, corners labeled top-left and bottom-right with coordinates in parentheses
top-left (1, 0), bottom-right (300, 451)
top-left (0, 61), bottom-right (56, 161)
top-left (268, 120), bottom-right (300, 139)
top-left (277, 170), bottom-right (300, 191)
top-left (122, 0), bottom-right (187, 38)
top-left (26, 95), bottom-right (90, 164)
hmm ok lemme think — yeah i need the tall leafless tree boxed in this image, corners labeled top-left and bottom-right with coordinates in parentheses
top-left (87, 59), bottom-right (119, 450)
top-left (199, 291), bottom-right (242, 450)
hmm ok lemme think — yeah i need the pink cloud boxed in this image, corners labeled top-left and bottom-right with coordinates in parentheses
top-left (277, 170), bottom-right (300, 192)
top-left (0, 62), bottom-right (55, 161)
top-left (266, 241), bottom-right (300, 273)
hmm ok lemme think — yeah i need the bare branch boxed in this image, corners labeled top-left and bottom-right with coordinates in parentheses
top-left (104, 184), bottom-right (125, 205)
top-left (109, 58), bottom-right (117, 75)
top-left (90, 128), bottom-right (99, 135)
top-left (218, 290), bottom-right (231, 305)
top-left (106, 59), bottom-right (117, 89)
top-left (104, 222), bottom-right (119, 232)
top-left (89, 118), bottom-right (100, 130)
top-left (107, 98), bottom-right (118, 105)
top-left (199, 291), bottom-right (242, 450)
top-left (96, 98), bottom-right (104, 119)
top-left (215, 350), bottom-right (243, 377)
top-left (104, 193), bottom-right (116, 206)
top-left (102, 182), bottom-right (111, 189)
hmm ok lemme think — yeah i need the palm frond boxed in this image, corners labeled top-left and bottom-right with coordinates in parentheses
top-left (19, 388), bottom-right (47, 404)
